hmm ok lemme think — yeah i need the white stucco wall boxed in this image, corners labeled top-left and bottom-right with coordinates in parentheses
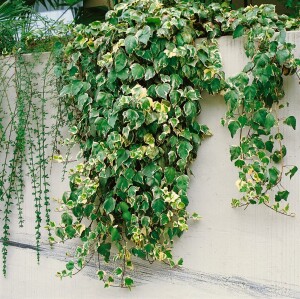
top-left (0, 31), bottom-right (300, 299)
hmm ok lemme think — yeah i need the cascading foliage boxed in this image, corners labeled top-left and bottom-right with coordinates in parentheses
top-left (51, 0), bottom-right (299, 288)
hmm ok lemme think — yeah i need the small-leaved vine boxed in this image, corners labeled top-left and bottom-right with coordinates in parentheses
top-left (48, 0), bottom-right (299, 289)
top-left (0, 13), bottom-right (66, 275)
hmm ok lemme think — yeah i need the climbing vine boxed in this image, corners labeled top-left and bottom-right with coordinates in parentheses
top-left (48, 0), bottom-right (300, 289)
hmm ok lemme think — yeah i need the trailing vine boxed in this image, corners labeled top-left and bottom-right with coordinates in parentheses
top-left (0, 51), bottom-right (60, 275)
top-left (50, 0), bottom-right (299, 288)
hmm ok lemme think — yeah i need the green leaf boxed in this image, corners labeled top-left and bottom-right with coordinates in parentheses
top-left (285, 166), bottom-right (298, 179)
top-left (184, 102), bottom-right (197, 118)
top-left (124, 35), bottom-right (138, 54)
top-left (269, 167), bottom-right (279, 185)
top-left (117, 149), bottom-right (130, 168)
top-left (276, 49), bottom-right (290, 65)
top-left (146, 17), bottom-right (161, 26)
top-left (228, 121), bottom-right (240, 138)
top-left (119, 201), bottom-right (129, 212)
top-left (170, 74), bottom-right (183, 89)
top-left (284, 116), bottom-right (296, 130)
top-left (176, 175), bottom-right (189, 191)
top-left (65, 225), bottom-right (76, 238)
top-left (253, 109), bottom-right (267, 126)
top-left (177, 141), bottom-right (193, 160)
top-left (141, 216), bottom-right (150, 227)
top-left (136, 25), bottom-right (151, 45)
top-left (115, 267), bottom-right (123, 276)
top-left (145, 67), bottom-right (155, 81)
top-left (233, 25), bottom-right (244, 39)
top-left (143, 162), bottom-right (158, 177)
top-left (230, 146), bottom-right (241, 161)
top-left (55, 227), bottom-right (64, 239)
top-left (210, 78), bottom-right (221, 93)
top-left (97, 270), bottom-right (105, 280)
top-left (244, 85), bottom-right (257, 101)
top-left (131, 63), bottom-right (145, 80)
top-left (265, 113), bottom-right (275, 130)
top-left (61, 212), bottom-right (73, 226)
top-left (111, 227), bottom-right (121, 242)
top-left (66, 261), bottom-right (74, 271)
top-left (224, 90), bottom-right (239, 112)
top-left (124, 277), bottom-right (134, 289)
top-left (152, 199), bottom-right (166, 214)
top-left (114, 51), bottom-right (127, 72)
top-left (165, 167), bottom-right (176, 184)
top-left (103, 197), bottom-right (116, 214)
top-left (97, 243), bottom-right (111, 262)
top-left (155, 83), bottom-right (171, 99)
top-left (177, 258), bottom-right (183, 266)
top-left (275, 190), bottom-right (289, 202)
top-left (122, 211), bottom-right (132, 221)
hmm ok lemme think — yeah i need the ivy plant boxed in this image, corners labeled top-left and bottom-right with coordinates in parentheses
top-left (50, 0), bottom-right (299, 288)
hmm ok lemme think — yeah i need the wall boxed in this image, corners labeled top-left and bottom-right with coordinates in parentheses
top-left (0, 32), bottom-right (300, 299)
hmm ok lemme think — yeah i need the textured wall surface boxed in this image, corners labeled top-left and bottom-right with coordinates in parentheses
top-left (0, 32), bottom-right (299, 299)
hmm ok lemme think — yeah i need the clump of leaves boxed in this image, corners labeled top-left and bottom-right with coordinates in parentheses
top-left (52, 0), bottom-right (299, 288)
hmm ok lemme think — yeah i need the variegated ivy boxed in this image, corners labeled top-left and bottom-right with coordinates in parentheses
top-left (51, 0), bottom-right (299, 288)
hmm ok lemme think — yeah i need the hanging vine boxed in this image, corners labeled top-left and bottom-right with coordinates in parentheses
top-left (0, 51), bottom-right (59, 275)
top-left (49, 0), bottom-right (299, 289)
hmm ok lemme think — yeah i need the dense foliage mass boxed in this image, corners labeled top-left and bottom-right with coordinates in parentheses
top-left (49, 0), bottom-right (299, 288)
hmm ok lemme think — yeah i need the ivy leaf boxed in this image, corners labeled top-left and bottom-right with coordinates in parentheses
top-left (275, 190), bottom-right (289, 202)
top-left (170, 74), bottom-right (183, 89)
top-left (265, 140), bottom-right (274, 153)
top-left (131, 63), bottom-right (145, 80)
top-left (116, 176), bottom-right (130, 191)
top-left (228, 121), bottom-right (240, 138)
top-left (253, 109), bottom-right (267, 126)
top-left (111, 227), bottom-right (121, 242)
top-left (265, 113), bottom-right (275, 130)
top-left (145, 66), bottom-right (155, 81)
top-left (124, 277), bottom-right (134, 290)
top-left (97, 243), bottom-right (111, 262)
top-left (136, 25), bottom-right (151, 45)
top-left (103, 197), bottom-right (116, 214)
top-left (224, 90), bottom-right (239, 112)
top-left (269, 167), bottom-right (279, 185)
top-left (276, 49), bottom-right (290, 65)
top-left (122, 211), bottom-right (132, 221)
top-left (284, 116), bottom-right (296, 130)
top-left (152, 199), bottom-right (166, 214)
top-left (143, 162), bottom-right (158, 177)
top-left (115, 51), bottom-right (127, 72)
top-left (66, 261), bottom-right (74, 271)
top-left (146, 17), bottom-right (161, 26)
top-left (176, 175), bottom-right (189, 192)
top-left (210, 78), bottom-right (221, 93)
top-left (65, 225), bottom-right (76, 238)
top-left (244, 85), bottom-right (257, 101)
top-left (285, 166), bottom-right (298, 179)
top-left (124, 35), bottom-right (138, 54)
top-left (177, 141), bottom-right (193, 160)
top-left (164, 167), bottom-right (176, 184)
top-left (117, 149), bottom-right (130, 168)
top-left (55, 227), bottom-right (64, 239)
top-left (230, 146), bottom-right (241, 161)
top-left (141, 216), bottom-right (150, 227)
top-left (155, 83), bottom-right (171, 99)
top-left (61, 212), bottom-right (73, 226)
top-left (184, 101), bottom-right (197, 118)
top-left (233, 25), bottom-right (244, 39)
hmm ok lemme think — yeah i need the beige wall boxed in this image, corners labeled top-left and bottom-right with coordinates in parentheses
top-left (0, 32), bottom-right (299, 299)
